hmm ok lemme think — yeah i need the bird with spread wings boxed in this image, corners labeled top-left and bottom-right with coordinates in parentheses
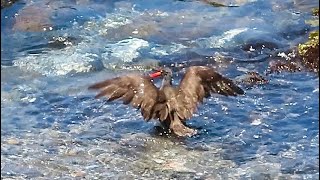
top-left (88, 66), bottom-right (244, 137)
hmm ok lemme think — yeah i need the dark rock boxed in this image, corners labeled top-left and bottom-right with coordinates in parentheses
top-left (266, 60), bottom-right (302, 74)
top-left (48, 36), bottom-right (78, 49)
top-left (235, 71), bottom-right (268, 85)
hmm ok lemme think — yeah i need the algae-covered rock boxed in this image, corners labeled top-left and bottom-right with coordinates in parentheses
top-left (297, 7), bottom-right (319, 73)
top-left (306, 8), bottom-right (319, 27)
top-left (298, 30), bottom-right (319, 73)
top-left (312, 8), bottom-right (319, 16)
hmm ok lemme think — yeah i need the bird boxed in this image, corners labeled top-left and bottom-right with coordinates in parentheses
top-left (88, 66), bottom-right (244, 137)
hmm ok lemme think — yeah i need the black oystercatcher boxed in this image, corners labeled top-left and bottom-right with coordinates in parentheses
top-left (88, 66), bottom-right (244, 137)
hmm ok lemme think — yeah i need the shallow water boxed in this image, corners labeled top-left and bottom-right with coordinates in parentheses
top-left (1, 0), bottom-right (319, 179)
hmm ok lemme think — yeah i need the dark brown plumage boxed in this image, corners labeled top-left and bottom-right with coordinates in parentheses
top-left (88, 66), bottom-right (244, 137)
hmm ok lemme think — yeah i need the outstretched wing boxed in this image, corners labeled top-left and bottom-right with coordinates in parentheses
top-left (175, 66), bottom-right (244, 119)
top-left (88, 74), bottom-right (166, 120)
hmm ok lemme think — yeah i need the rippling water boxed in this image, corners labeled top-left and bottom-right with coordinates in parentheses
top-left (1, 0), bottom-right (319, 179)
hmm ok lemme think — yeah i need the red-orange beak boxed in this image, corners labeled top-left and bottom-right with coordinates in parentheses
top-left (149, 70), bottom-right (162, 78)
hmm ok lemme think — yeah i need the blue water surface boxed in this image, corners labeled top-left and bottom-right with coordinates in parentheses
top-left (1, 0), bottom-right (319, 179)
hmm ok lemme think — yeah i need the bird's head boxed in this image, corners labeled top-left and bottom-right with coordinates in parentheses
top-left (149, 67), bottom-right (172, 79)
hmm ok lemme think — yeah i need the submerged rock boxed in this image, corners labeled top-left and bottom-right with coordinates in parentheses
top-left (1, 0), bottom-right (18, 9)
top-left (70, 170), bottom-right (86, 177)
top-left (293, 0), bottom-right (319, 13)
top-left (13, 4), bottom-right (53, 32)
top-left (194, 0), bottom-right (250, 7)
top-left (200, 0), bottom-right (240, 7)
top-left (5, 138), bottom-right (21, 145)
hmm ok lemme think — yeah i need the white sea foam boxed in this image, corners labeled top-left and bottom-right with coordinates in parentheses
top-left (102, 38), bottom-right (149, 63)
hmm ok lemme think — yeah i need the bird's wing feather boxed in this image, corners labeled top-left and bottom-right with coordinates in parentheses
top-left (88, 74), bottom-right (167, 121)
top-left (176, 66), bottom-right (244, 119)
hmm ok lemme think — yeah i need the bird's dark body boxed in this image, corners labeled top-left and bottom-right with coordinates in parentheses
top-left (88, 66), bottom-right (244, 137)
